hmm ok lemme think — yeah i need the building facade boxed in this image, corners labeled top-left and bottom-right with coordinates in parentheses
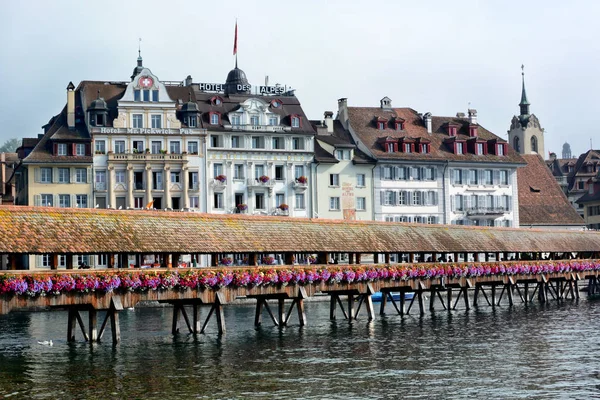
top-left (337, 97), bottom-right (523, 227)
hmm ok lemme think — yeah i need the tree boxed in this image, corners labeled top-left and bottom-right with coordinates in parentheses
top-left (0, 138), bottom-right (22, 153)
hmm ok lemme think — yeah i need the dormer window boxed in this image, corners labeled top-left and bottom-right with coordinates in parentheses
top-left (268, 116), bottom-right (278, 126)
top-left (250, 115), bottom-right (260, 126)
top-left (497, 144), bottom-right (506, 156)
top-left (271, 99), bottom-right (282, 108)
top-left (57, 143), bottom-right (67, 156)
top-left (378, 122), bottom-right (385, 130)
top-left (188, 115), bottom-right (197, 128)
top-left (211, 96), bottom-right (223, 106)
top-left (455, 142), bottom-right (465, 155)
top-left (476, 142), bottom-right (485, 155)
top-left (469, 125), bottom-right (478, 137)
top-left (134, 90), bottom-right (141, 102)
top-left (386, 143), bottom-right (395, 153)
top-left (96, 114), bottom-right (104, 126)
top-left (420, 143), bottom-right (430, 154)
top-left (404, 143), bottom-right (412, 153)
top-left (231, 115), bottom-right (241, 125)
top-left (448, 124), bottom-right (458, 136)
top-left (210, 112), bottom-right (221, 125)
top-left (291, 115), bottom-right (301, 128)
top-left (75, 144), bottom-right (86, 156)
top-left (395, 122), bottom-right (404, 131)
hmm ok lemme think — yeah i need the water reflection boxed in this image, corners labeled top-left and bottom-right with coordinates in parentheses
top-left (1, 300), bottom-right (600, 398)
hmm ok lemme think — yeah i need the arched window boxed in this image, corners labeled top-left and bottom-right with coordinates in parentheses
top-left (531, 135), bottom-right (538, 153)
top-left (513, 137), bottom-right (520, 152)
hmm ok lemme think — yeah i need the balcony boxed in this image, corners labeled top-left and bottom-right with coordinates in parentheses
top-left (465, 207), bottom-right (508, 217)
top-left (273, 208), bottom-right (289, 216)
top-left (107, 152), bottom-right (188, 163)
top-left (247, 178), bottom-right (274, 188)
top-left (210, 178), bottom-right (226, 191)
top-left (293, 178), bottom-right (308, 191)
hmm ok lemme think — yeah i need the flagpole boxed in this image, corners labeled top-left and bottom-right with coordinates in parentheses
top-left (234, 19), bottom-right (238, 68)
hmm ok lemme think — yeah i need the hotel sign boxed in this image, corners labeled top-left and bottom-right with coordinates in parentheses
top-left (98, 127), bottom-right (202, 135)
top-left (198, 83), bottom-right (288, 96)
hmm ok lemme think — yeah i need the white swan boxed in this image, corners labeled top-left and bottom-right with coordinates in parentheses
top-left (37, 340), bottom-right (53, 346)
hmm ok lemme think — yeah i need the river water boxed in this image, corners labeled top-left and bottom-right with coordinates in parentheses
top-left (1, 297), bottom-right (600, 399)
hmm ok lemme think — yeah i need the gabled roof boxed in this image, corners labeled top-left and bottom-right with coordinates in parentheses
top-left (312, 120), bottom-right (376, 164)
top-left (518, 154), bottom-right (584, 226)
top-left (1, 206), bottom-right (599, 254)
top-left (346, 106), bottom-right (524, 164)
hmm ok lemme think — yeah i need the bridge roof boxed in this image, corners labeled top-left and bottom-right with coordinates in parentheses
top-left (0, 206), bottom-right (599, 255)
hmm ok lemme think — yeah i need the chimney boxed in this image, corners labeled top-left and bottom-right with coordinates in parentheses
top-left (67, 81), bottom-right (75, 129)
top-left (468, 109), bottom-right (477, 125)
top-left (324, 111), bottom-right (334, 133)
top-left (456, 112), bottom-right (466, 118)
top-left (380, 96), bottom-right (392, 110)
top-left (185, 75), bottom-right (193, 86)
top-left (423, 112), bottom-right (432, 134)
top-left (337, 98), bottom-right (347, 107)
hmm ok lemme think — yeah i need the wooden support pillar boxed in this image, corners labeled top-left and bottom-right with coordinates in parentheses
top-left (211, 253), bottom-right (219, 267)
top-left (215, 292), bottom-right (226, 334)
top-left (284, 253), bottom-right (294, 265)
top-left (384, 253), bottom-right (390, 264)
top-left (296, 287), bottom-right (307, 326)
top-left (65, 254), bottom-right (73, 270)
top-left (107, 253), bottom-right (114, 269)
top-left (9, 254), bottom-right (18, 270)
top-left (447, 288), bottom-right (452, 312)
top-left (50, 253), bottom-right (58, 270)
top-left (355, 253), bottom-right (361, 264)
top-left (278, 298), bottom-right (285, 327)
top-left (67, 309), bottom-right (77, 342)
top-left (330, 294), bottom-right (337, 320)
top-left (417, 291), bottom-right (425, 315)
top-left (373, 253), bottom-right (379, 264)
top-left (365, 284), bottom-right (375, 321)
top-left (172, 303), bottom-right (182, 334)
top-left (473, 285), bottom-right (480, 306)
top-left (463, 287), bottom-right (470, 310)
top-left (399, 292), bottom-right (406, 315)
top-left (192, 304), bottom-right (201, 333)
top-left (249, 253), bottom-right (258, 266)
top-left (379, 291), bottom-right (387, 315)
top-left (254, 299), bottom-right (264, 327)
top-left (429, 288), bottom-right (436, 311)
top-left (348, 253), bottom-right (355, 265)
top-left (118, 253), bottom-right (128, 269)
top-left (491, 285), bottom-right (496, 307)
top-left (317, 252), bottom-right (328, 264)
top-left (347, 294), bottom-right (355, 322)
top-left (88, 308), bottom-right (98, 342)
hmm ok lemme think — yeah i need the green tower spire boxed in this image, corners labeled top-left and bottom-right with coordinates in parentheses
top-left (519, 64), bottom-right (530, 116)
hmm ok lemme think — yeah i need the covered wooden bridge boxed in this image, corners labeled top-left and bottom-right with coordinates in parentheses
top-left (1, 206), bottom-right (600, 344)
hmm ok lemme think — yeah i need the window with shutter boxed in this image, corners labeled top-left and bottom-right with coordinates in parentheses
top-left (450, 195), bottom-right (455, 211)
top-left (34, 194), bottom-right (41, 206)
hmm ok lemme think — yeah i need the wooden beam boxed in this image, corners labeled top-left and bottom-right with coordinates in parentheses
top-left (66, 254), bottom-right (73, 270)
top-left (109, 253), bottom-right (115, 269)
top-left (9, 254), bottom-right (17, 270)
top-left (50, 254), bottom-right (58, 270)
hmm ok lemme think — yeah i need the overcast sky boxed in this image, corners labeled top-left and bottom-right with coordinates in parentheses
top-left (1, 0), bottom-right (598, 158)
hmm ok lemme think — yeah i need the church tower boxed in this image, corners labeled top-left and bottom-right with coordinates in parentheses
top-left (507, 65), bottom-right (545, 157)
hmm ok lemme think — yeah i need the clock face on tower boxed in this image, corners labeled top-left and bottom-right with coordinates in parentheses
top-left (139, 76), bottom-right (154, 88)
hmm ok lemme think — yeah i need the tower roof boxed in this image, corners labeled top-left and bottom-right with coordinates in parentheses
top-left (520, 65), bottom-right (530, 107)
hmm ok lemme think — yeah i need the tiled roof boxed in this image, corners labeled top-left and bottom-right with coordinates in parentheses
top-left (0, 206), bottom-right (598, 254)
top-left (313, 120), bottom-right (376, 164)
top-left (518, 154), bottom-right (584, 226)
top-left (346, 107), bottom-right (525, 164)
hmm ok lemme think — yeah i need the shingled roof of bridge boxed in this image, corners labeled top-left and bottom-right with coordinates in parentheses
top-left (0, 206), bottom-right (599, 254)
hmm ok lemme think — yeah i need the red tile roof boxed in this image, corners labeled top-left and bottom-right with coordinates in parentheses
top-left (0, 206), bottom-right (598, 254)
top-left (518, 154), bottom-right (584, 226)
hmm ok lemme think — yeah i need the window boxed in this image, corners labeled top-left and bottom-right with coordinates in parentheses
top-left (272, 137), bottom-right (282, 150)
top-left (454, 194), bottom-right (464, 211)
top-left (231, 115), bottom-right (241, 125)
top-left (275, 165), bottom-right (284, 180)
top-left (255, 193), bottom-right (265, 210)
top-left (294, 165), bottom-right (304, 179)
top-left (75, 168), bottom-right (87, 183)
top-left (484, 170), bottom-right (493, 185)
top-left (420, 143), bottom-right (430, 154)
top-left (500, 170), bottom-right (509, 185)
top-left (513, 137), bottom-right (520, 152)
top-left (476, 143), bottom-right (484, 155)
top-left (152, 90), bottom-right (159, 102)
top-left (95, 140), bottom-right (105, 154)
top-left (57, 143), bottom-right (67, 156)
top-left (189, 172), bottom-right (199, 190)
top-left (252, 136), bottom-right (264, 149)
top-left (456, 142), bottom-right (464, 154)
top-left (292, 137), bottom-right (304, 150)
top-left (234, 164), bottom-right (244, 180)
top-left (76, 194), bottom-right (87, 208)
top-left (170, 171), bottom-right (180, 184)
top-left (276, 193), bottom-right (285, 207)
top-left (412, 191), bottom-right (421, 206)
top-left (404, 143), bottom-right (412, 153)
top-left (151, 115), bottom-right (162, 129)
top-left (411, 167), bottom-right (422, 181)
top-left (59, 194), bottom-right (70, 208)
top-left (578, 181), bottom-right (585, 190)
top-left (330, 197), bottom-right (340, 210)
top-left (427, 216), bottom-right (437, 224)
top-left (269, 116), bottom-right (278, 126)
top-left (211, 113), bottom-right (220, 125)
top-left (399, 191), bottom-right (408, 205)
top-left (384, 191), bottom-right (394, 206)
top-left (115, 170), bottom-right (125, 184)
top-left (250, 116), bottom-right (259, 126)
top-left (76, 143), bottom-right (86, 156)
top-left (378, 122), bottom-right (385, 130)
top-left (188, 115), bottom-right (197, 128)
top-left (336, 150), bottom-right (350, 160)
top-left (151, 141), bottom-right (162, 154)
top-left (213, 193), bottom-right (224, 209)
top-left (531, 135), bottom-right (538, 153)
top-left (291, 116), bottom-right (300, 128)
top-left (213, 163), bottom-right (223, 177)
top-left (254, 165), bottom-right (265, 179)
top-left (58, 168), bottom-right (70, 183)
top-left (425, 167), bottom-right (435, 181)
top-left (169, 141), bottom-right (181, 154)
top-left (356, 197), bottom-right (366, 211)
top-left (329, 174), bottom-right (339, 186)
top-left (152, 171), bottom-right (163, 190)
top-left (95, 170), bottom-right (106, 187)
top-left (231, 136), bottom-right (241, 148)
top-left (133, 140), bottom-right (144, 152)
top-left (134, 90), bottom-right (141, 101)
top-left (497, 144), bottom-right (505, 156)
top-left (190, 196), bottom-right (199, 209)
top-left (295, 193), bottom-right (305, 209)
top-left (114, 140), bottom-right (125, 154)
top-left (143, 90), bottom-right (150, 102)
top-left (41, 194), bottom-right (53, 207)
top-left (453, 169), bottom-right (463, 185)
top-left (133, 114), bottom-right (143, 128)
top-left (357, 174), bottom-right (366, 187)
top-left (468, 169), bottom-right (478, 185)
top-left (383, 166), bottom-right (393, 180)
top-left (386, 143), bottom-right (395, 153)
